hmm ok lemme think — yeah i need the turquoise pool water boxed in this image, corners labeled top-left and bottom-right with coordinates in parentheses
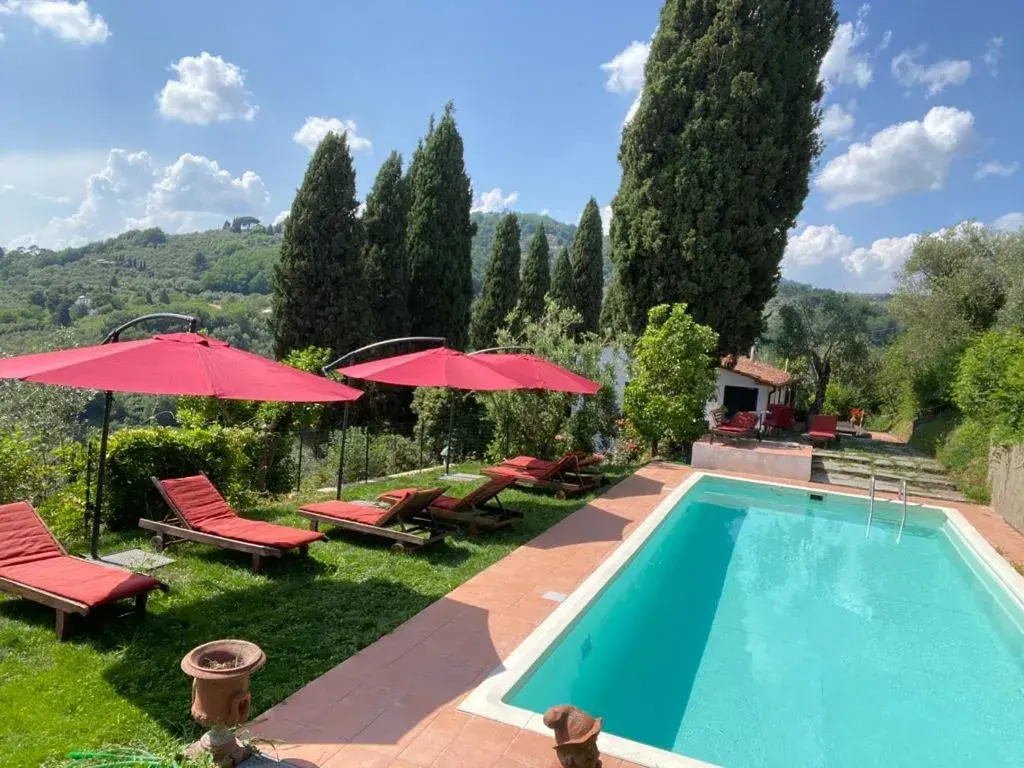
top-left (507, 476), bottom-right (1024, 767)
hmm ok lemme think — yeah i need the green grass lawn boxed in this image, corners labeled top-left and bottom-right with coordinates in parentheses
top-left (0, 463), bottom-right (633, 767)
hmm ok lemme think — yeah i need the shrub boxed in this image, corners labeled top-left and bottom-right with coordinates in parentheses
top-left (936, 419), bottom-right (992, 503)
top-left (103, 426), bottom-right (256, 529)
top-left (478, 301), bottom-right (618, 461)
top-left (822, 381), bottom-right (859, 419)
top-left (0, 430), bottom-right (49, 505)
top-left (623, 304), bottom-right (718, 451)
top-left (953, 328), bottom-right (1024, 442)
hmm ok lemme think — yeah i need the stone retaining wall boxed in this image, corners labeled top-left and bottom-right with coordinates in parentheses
top-left (990, 444), bottom-right (1024, 533)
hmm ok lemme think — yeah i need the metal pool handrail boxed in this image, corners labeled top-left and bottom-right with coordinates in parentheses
top-left (866, 475), bottom-right (876, 538)
top-left (897, 478), bottom-right (909, 544)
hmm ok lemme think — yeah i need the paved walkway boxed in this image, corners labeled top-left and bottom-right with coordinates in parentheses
top-left (249, 462), bottom-right (1024, 768)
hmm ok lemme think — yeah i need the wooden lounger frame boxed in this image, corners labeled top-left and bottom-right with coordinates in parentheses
top-left (139, 476), bottom-right (310, 574)
top-left (483, 458), bottom-right (602, 499)
top-left (426, 498), bottom-right (523, 535)
top-left (0, 520), bottom-right (164, 639)
top-left (297, 497), bottom-right (449, 553)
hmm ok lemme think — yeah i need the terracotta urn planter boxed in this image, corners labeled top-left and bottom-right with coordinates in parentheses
top-left (181, 639), bottom-right (266, 766)
top-left (544, 705), bottom-right (603, 768)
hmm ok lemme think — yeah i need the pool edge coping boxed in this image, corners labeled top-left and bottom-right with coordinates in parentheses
top-left (458, 470), bottom-right (1024, 768)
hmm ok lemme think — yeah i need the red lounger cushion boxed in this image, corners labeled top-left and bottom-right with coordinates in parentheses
top-left (197, 517), bottom-right (323, 549)
top-left (808, 415), bottom-right (838, 437)
top-left (502, 456), bottom-right (557, 471)
top-left (0, 501), bottom-right (64, 567)
top-left (0, 556), bottom-right (159, 607)
top-left (0, 501), bottom-right (159, 607)
top-left (159, 475), bottom-right (322, 549)
top-left (299, 500), bottom-right (393, 526)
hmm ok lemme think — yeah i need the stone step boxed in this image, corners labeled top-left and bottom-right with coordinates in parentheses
top-left (811, 470), bottom-right (967, 503)
top-left (813, 449), bottom-right (944, 473)
top-left (811, 458), bottom-right (959, 491)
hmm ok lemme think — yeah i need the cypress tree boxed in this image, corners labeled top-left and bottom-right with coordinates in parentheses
top-left (363, 151), bottom-right (410, 340)
top-left (571, 197), bottom-right (604, 333)
top-left (611, 0), bottom-right (836, 352)
top-left (519, 224), bottom-right (550, 321)
top-left (406, 103), bottom-right (474, 346)
top-left (271, 132), bottom-right (369, 359)
top-left (470, 212), bottom-right (521, 349)
top-left (549, 246), bottom-right (574, 310)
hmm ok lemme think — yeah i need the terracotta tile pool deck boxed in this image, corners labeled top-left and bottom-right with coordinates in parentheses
top-left (249, 462), bottom-right (1024, 768)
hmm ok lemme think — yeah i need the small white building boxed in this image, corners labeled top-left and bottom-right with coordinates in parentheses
top-left (710, 355), bottom-right (793, 416)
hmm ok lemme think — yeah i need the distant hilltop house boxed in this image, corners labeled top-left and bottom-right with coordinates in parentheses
top-left (712, 353), bottom-right (793, 416)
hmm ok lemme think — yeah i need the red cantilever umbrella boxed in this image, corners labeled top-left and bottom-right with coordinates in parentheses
top-left (0, 332), bottom-right (365, 401)
top-left (469, 353), bottom-right (601, 395)
top-left (336, 346), bottom-right (527, 478)
top-left (0, 319), bottom-right (362, 558)
top-left (336, 347), bottom-right (526, 391)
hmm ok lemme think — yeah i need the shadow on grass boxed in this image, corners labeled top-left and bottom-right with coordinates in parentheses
top-left (97, 576), bottom-right (441, 746)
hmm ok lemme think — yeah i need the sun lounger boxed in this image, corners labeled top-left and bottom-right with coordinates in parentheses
top-left (297, 487), bottom-right (449, 552)
top-left (805, 414), bottom-right (839, 446)
top-left (382, 475), bottom-right (522, 534)
top-left (139, 475), bottom-right (323, 573)
top-left (501, 451), bottom-right (605, 474)
top-left (0, 501), bottom-right (164, 639)
top-left (764, 404), bottom-right (795, 432)
top-left (482, 453), bottom-right (601, 499)
top-left (709, 409), bottom-right (760, 442)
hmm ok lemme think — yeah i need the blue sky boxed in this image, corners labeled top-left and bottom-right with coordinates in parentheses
top-left (0, 0), bottom-right (1020, 293)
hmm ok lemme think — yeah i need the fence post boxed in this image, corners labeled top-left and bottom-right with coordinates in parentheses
top-left (295, 431), bottom-right (303, 494)
top-left (419, 421), bottom-right (425, 468)
top-left (364, 429), bottom-right (370, 482)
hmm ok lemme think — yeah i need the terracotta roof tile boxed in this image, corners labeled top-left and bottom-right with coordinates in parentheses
top-left (719, 355), bottom-right (792, 387)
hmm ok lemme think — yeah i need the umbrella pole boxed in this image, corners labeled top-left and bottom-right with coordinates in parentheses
top-left (90, 390), bottom-right (114, 560)
top-left (336, 402), bottom-right (350, 500)
top-left (444, 389), bottom-right (456, 476)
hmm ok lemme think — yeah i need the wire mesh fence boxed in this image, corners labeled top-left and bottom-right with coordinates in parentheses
top-left (290, 411), bottom-right (491, 493)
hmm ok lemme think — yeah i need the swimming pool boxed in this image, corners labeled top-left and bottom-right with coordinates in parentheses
top-left (461, 473), bottom-right (1024, 767)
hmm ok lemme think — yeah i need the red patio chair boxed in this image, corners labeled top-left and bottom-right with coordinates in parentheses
top-left (140, 474), bottom-right (323, 573)
top-left (805, 414), bottom-right (839, 446)
top-left (0, 501), bottom-right (164, 639)
top-left (765, 404), bottom-right (795, 431)
top-left (710, 409), bottom-right (760, 442)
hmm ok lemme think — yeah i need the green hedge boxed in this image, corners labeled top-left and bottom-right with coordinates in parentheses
top-left (103, 426), bottom-right (260, 530)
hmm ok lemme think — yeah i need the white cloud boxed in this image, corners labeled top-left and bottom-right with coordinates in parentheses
top-left (993, 213), bottom-right (1024, 232)
top-left (601, 40), bottom-right (649, 93)
top-left (819, 5), bottom-right (873, 89)
top-left (601, 38), bottom-right (651, 125)
top-left (13, 149), bottom-right (268, 248)
top-left (891, 48), bottom-right (970, 96)
top-left (783, 224), bottom-right (855, 268)
top-left (0, 0), bottom-right (108, 44)
top-left (844, 234), bottom-right (919, 276)
top-left (815, 106), bottom-right (975, 209)
top-left (983, 36), bottom-right (1004, 76)
top-left (784, 223), bottom-right (918, 291)
top-left (539, 208), bottom-right (550, 217)
top-left (820, 102), bottom-right (856, 139)
top-left (975, 160), bottom-right (1019, 180)
top-left (158, 52), bottom-right (256, 125)
top-left (471, 188), bottom-right (518, 213)
top-left (292, 116), bottom-right (372, 153)
top-left (600, 204), bottom-right (612, 236)
top-left (878, 30), bottom-right (892, 53)
top-left (272, 209), bottom-right (289, 226)
top-left (1, 183), bottom-right (13, 193)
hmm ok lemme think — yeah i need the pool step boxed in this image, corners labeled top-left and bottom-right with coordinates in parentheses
top-left (811, 454), bottom-right (966, 503)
